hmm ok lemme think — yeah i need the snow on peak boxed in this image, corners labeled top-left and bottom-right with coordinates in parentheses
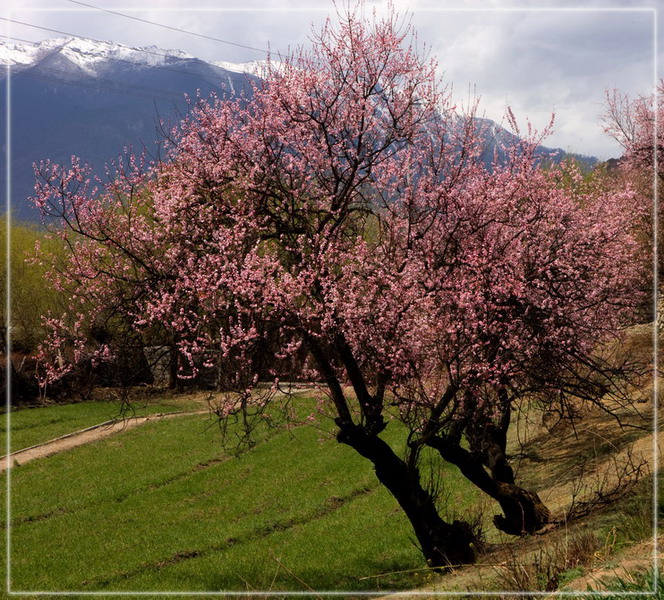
top-left (0, 39), bottom-right (43, 66)
top-left (0, 37), bottom-right (195, 74)
top-left (213, 59), bottom-right (283, 77)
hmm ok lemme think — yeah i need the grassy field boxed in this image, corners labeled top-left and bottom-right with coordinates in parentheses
top-left (4, 373), bottom-right (657, 597)
top-left (4, 394), bottom-right (480, 595)
top-left (2, 394), bottom-right (206, 453)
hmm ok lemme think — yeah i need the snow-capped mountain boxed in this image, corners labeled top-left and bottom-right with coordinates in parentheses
top-left (0, 37), bottom-right (596, 223)
top-left (0, 37), bottom-right (263, 221)
top-left (0, 37), bottom-right (260, 77)
top-left (1, 38), bottom-right (184, 71)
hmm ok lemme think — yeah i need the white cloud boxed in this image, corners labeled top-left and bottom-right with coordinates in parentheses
top-left (414, 8), bottom-right (654, 158)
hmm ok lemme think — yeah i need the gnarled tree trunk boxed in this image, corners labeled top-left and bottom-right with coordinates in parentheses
top-left (428, 434), bottom-right (550, 536)
top-left (337, 421), bottom-right (477, 568)
top-left (492, 481), bottom-right (551, 535)
top-left (307, 335), bottom-right (478, 568)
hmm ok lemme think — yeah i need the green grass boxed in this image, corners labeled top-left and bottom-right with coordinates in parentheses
top-left (2, 395), bottom-right (205, 452)
top-left (590, 471), bottom-right (659, 552)
top-left (582, 570), bottom-right (663, 599)
top-left (3, 398), bottom-right (479, 594)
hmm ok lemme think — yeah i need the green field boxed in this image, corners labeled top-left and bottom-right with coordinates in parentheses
top-left (2, 396), bottom-right (205, 453)
top-left (4, 396), bottom-right (479, 595)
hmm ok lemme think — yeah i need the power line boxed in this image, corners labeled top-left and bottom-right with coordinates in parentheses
top-left (25, 64), bottom-right (185, 99)
top-left (0, 17), bottom-right (101, 47)
top-left (12, 69), bottom-right (180, 102)
top-left (0, 18), bottom-right (228, 67)
top-left (1, 36), bottom-right (39, 46)
top-left (0, 25), bottom-right (262, 83)
top-left (64, 0), bottom-right (271, 56)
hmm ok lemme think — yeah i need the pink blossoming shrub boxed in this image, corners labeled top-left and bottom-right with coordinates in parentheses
top-left (603, 80), bottom-right (662, 286)
top-left (32, 4), bottom-right (646, 566)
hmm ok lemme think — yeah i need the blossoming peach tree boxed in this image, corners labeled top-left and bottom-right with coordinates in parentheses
top-left (32, 6), bottom-right (645, 568)
top-left (603, 80), bottom-right (663, 180)
top-left (603, 80), bottom-right (662, 285)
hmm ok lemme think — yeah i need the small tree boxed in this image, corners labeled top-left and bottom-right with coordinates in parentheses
top-left (603, 81), bottom-right (663, 180)
top-left (33, 4), bottom-right (645, 567)
top-left (602, 80), bottom-right (662, 287)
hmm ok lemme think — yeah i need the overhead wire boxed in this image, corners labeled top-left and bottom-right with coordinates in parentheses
top-left (1, 36), bottom-right (40, 46)
top-left (11, 69), bottom-right (183, 102)
top-left (0, 21), bottom-right (261, 103)
top-left (0, 16), bottom-right (265, 75)
top-left (64, 0), bottom-right (271, 55)
top-left (0, 17), bottom-right (114, 49)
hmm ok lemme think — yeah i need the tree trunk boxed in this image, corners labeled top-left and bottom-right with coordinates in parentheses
top-left (492, 481), bottom-right (551, 535)
top-left (466, 398), bottom-right (551, 535)
top-left (306, 336), bottom-right (476, 567)
top-left (477, 431), bottom-right (550, 535)
top-left (337, 421), bottom-right (477, 568)
top-left (428, 435), bottom-right (550, 536)
top-left (168, 346), bottom-right (184, 392)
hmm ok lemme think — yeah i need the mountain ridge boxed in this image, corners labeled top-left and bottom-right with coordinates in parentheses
top-left (0, 37), bottom-right (597, 222)
top-left (1, 37), bottom-right (274, 81)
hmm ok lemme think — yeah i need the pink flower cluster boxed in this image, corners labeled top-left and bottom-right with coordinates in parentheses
top-left (32, 5), bottom-right (644, 427)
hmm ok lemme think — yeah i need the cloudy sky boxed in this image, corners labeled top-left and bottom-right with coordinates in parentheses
top-left (2, 0), bottom-right (659, 159)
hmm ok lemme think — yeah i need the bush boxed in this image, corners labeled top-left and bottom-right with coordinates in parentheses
top-left (1, 221), bottom-right (68, 354)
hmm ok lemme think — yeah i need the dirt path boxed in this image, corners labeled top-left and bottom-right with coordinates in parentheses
top-left (1, 384), bottom-right (318, 471)
top-left (1, 410), bottom-right (208, 471)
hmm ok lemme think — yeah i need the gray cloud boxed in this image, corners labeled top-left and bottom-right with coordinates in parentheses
top-left (416, 8), bottom-right (654, 158)
top-left (3, 0), bottom-right (658, 158)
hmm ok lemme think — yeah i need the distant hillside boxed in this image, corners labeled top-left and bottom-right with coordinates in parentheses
top-left (0, 38), bottom-right (596, 223)
top-left (472, 116), bottom-right (597, 172)
top-left (0, 38), bottom-right (261, 222)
